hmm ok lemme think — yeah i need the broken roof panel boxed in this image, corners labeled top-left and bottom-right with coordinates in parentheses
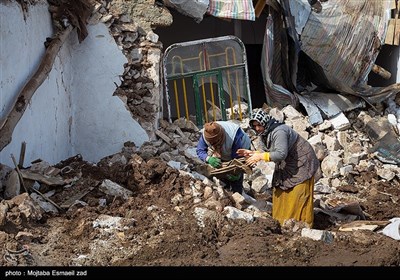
top-left (307, 92), bottom-right (365, 118)
top-left (299, 0), bottom-right (391, 94)
top-left (261, 0), bottom-right (400, 122)
top-left (297, 95), bottom-right (323, 125)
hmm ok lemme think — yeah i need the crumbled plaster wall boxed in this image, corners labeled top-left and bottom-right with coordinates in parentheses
top-left (68, 23), bottom-right (149, 163)
top-left (0, 1), bottom-right (149, 166)
top-left (108, 0), bottom-right (172, 32)
top-left (94, 0), bottom-right (173, 139)
top-left (0, 1), bottom-right (71, 167)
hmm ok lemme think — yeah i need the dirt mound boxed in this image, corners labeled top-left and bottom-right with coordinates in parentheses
top-left (1, 150), bottom-right (400, 267)
top-left (1, 108), bottom-right (400, 268)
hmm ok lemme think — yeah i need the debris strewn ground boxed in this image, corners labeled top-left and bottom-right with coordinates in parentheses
top-left (1, 106), bottom-right (400, 267)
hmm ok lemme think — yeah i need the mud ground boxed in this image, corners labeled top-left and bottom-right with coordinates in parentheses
top-left (1, 151), bottom-right (400, 270)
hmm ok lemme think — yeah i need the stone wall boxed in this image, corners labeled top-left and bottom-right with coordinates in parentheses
top-left (93, 0), bottom-right (173, 139)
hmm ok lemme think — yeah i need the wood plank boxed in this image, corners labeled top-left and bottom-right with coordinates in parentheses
top-left (389, 0), bottom-right (397, 10)
top-left (18, 141), bottom-right (26, 169)
top-left (394, 18), bottom-right (400, 45)
top-left (155, 129), bottom-right (172, 146)
top-left (20, 169), bottom-right (66, 186)
top-left (385, 19), bottom-right (395, 45)
top-left (12, 154), bottom-right (63, 211)
top-left (60, 188), bottom-right (93, 209)
top-left (338, 220), bottom-right (390, 232)
top-left (339, 224), bottom-right (379, 232)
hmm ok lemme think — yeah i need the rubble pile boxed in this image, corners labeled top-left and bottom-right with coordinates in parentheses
top-left (1, 103), bottom-right (400, 266)
top-left (2, 0), bottom-right (400, 267)
top-left (89, 0), bottom-right (169, 138)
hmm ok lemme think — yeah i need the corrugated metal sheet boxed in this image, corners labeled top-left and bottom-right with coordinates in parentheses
top-left (260, 6), bottom-right (298, 109)
top-left (307, 92), bottom-right (365, 118)
top-left (261, 0), bottom-right (400, 121)
top-left (300, 0), bottom-right (391, 94)
top-left (297, 95), bottom-right (323, 125)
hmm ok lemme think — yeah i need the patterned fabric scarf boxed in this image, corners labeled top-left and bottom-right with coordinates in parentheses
top-left (249, 109), bottom-right (282, 137)
top-left (207, 0), bottom-right (256, 21)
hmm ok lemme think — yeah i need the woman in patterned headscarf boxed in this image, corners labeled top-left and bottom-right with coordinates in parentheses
top-left (237, 109), bottom-right (320, 228)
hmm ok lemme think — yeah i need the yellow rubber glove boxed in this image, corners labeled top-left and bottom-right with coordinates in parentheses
top-left (246, 152), bottom-right (270, 166)
top-left (262, 152), bottom-right (270, 161)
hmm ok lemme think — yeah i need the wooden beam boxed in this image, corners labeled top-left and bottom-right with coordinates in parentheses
top-left (19, 169), bottom-right (66, 186)
top-left (18, 141), bottom-right (26, 169)
top-left (372, 64), bottom-right (392, 80)
top-left (155, 129), bottom-right (172, 146)
top-left (385, 19), bottom-right (395, 45)
top-left (395, 18), bottom-right (400, 45)
top-left (0, 25), bottom-right (74, 152)
top-left (255, 0), bottom-right (267, 18)
top-left (390, 0), bottom-right (397, 10)
top-left (395, 1), bottom-right (400, 46)
top-left (11, 153), bottom-right (63, 211)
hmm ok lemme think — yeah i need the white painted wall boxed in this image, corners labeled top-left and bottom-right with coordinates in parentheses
top-left (68, 24), bottom-right (149, 163)
top-left (398, 59), bottom-right (400, 83)
top-left (0, 2), bottom-right (148, 167)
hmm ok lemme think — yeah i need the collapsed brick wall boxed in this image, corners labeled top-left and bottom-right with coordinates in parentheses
top-left (93, 0), bottom-right (173, 139)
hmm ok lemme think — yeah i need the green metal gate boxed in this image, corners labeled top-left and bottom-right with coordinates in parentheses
top-left (163, 36), bottom-right (252, 127)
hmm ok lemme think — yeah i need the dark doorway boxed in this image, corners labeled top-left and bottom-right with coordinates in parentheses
top-left (245, 44), bottom-right (266, 108)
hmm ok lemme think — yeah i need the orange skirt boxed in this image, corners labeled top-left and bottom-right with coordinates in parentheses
top-left (272, 177), bottom-right (314, 228)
